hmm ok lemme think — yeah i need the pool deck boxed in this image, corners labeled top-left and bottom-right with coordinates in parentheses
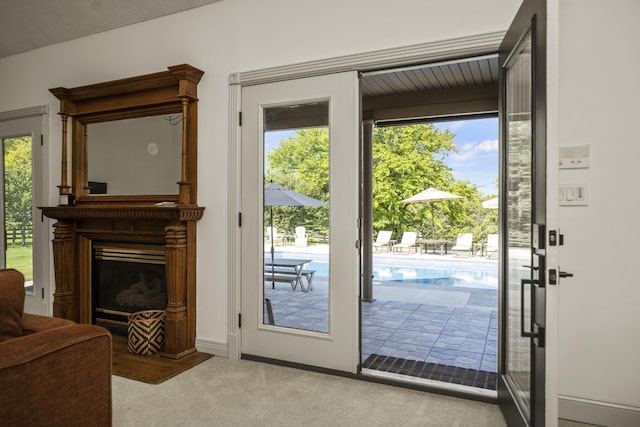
top-left (264, 246), bottom-right (498, 375)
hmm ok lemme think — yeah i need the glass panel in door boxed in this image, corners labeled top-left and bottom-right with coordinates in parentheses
top-left (263, 102), bottom-right (329, 333)
top-left (2, 136), bottom-right (34, 291)
top-left (504, 30), bottom-right (533, 418)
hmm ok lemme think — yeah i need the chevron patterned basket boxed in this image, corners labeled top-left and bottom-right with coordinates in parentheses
top-left (127, 310), bottom-right (166, 356)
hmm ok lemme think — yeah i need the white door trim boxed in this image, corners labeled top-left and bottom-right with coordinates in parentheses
top-left (230, 31), bottom-right (505, 86)
top-left (0, 105), bottom-right (48, 122)
top-left (227, 31), bottom-right (505, 359)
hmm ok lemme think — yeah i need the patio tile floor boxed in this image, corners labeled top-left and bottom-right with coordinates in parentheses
top-left (264, 280), bottom-right (498, 376)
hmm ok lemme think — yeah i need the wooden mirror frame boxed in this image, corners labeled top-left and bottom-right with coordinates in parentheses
top-left (49, 64), bottom-right (204, 206)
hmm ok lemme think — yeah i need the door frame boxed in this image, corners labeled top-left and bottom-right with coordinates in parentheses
top-left (0, 105), bottom-right (51, 316)
top-left (227, 34), bottom-right (557, 420)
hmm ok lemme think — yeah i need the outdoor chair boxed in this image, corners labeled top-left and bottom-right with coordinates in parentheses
top-left (393, 232), bottom-right (418, 254)
top-left (372, 230), bottom-right (393, 252)
top-left (294, 226), bottom-right (307, 247)
top-left (451, 233), bottom-right (473, 257)
top-left (266, 226), bottom-right (282, 246)
top-left (485, 234), bottom-right (498, 258)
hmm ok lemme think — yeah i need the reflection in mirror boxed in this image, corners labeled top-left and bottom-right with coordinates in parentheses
top-left (87, 114), bottom-right (182, 195)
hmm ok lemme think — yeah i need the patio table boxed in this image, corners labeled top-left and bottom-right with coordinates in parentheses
top-left (264, 258), bottom-right (312, 291)
top-left (418, 239), bottom-right (451, 255)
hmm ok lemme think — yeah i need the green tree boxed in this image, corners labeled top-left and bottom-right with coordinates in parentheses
top-left (266, 124), bottom-right (495, 244)
top-left (373, 124), bottom-right (457, 238)
top-left (266, 128), bottom-right (329, 238)
top-left (4, 137), bottom-right (33, 246)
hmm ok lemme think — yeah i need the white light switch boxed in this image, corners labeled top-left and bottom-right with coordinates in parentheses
top-left (559, 183), bottom-right (588, 206)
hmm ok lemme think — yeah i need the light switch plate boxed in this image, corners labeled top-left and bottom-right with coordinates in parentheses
top-left (559, 183), bottom-right (588, 206)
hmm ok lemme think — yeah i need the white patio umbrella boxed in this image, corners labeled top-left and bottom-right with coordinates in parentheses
top-left (482, 197), bottom-right (499, 209)
top-left (264, 182), bottom-right (326, 288)
top-left (402, 187), bottom-right (463, 238)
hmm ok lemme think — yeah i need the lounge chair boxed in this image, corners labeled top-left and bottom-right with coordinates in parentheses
top-left (372, 230), bottom-right (393, 252)
top-left (393, 231), bottom-right (418, 254)
top-left (485, 233), bottom-right (498, 258)
top-left (451, 233), bottom-right (473, 257)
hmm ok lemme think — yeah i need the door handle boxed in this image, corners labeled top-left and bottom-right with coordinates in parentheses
top-left (559, 271), bottom-right (573, 278)
top-left (520, 278), bottom-right (537, 338)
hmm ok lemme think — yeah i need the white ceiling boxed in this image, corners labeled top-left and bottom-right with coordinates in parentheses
top-left (0, 0), bottom-right (222, 59)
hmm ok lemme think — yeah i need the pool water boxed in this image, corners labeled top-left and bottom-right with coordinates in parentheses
top-left (304, 259), bottom-right (497, 289)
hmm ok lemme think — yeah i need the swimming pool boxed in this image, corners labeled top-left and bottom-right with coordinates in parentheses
top-left (300, 257), bottom-right (497, 289)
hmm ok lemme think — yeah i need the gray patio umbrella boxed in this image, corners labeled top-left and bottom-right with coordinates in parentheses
top-left (264, 182), bottom-right (326, 288)
top-left (401, 187), bottom-right (463, 238)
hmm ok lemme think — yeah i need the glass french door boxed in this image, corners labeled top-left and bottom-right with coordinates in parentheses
top-left (0, 113), bottom-right (48, 315)
top-left (498, 0), bottom-right (546, 426)
top-left (240, 72), bottom-right (360, 372)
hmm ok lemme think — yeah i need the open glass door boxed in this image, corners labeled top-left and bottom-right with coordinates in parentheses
top-left (498, 0), bottom-right (546, 426)
top-left (241, 72), bottom-right (360, 373)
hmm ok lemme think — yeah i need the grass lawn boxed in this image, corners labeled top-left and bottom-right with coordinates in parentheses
top-left (6, 245), bottom-right (33, 281)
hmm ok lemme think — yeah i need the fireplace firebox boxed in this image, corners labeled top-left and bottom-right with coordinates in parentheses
top-left (92, 243), bottom-right (167, 335)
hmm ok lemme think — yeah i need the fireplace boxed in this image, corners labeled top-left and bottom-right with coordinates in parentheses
top-left (92, 243), bottom-right (167, 335)
top-left (41, 64), bottom-right (205, 359)
top-left (39, 205), bottom-right (204, 359)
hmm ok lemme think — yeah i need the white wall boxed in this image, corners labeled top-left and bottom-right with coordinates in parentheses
top-left (555, 0), bottom-right (640, 424)
top-left (0, 0), bottom-right (519, 352)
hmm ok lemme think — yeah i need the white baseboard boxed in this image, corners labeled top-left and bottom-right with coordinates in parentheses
top-left (559, 395), bottom-right (640, 427)
top-left (195, 338), bottom-right (228, 358)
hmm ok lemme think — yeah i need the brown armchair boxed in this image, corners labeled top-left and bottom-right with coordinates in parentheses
top-left (0, 269), bottom-right (112, 426)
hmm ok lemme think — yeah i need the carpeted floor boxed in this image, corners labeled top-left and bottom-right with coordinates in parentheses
top-left (112, 357), bottom-right (508, 427)
top-left (112, 357), bottom-right (599, 426)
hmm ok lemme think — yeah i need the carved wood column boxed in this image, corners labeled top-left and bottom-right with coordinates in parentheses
top-left (163, 223), bottom-right (192, 358)
top-left (51, 221), bottom-right (75, 321)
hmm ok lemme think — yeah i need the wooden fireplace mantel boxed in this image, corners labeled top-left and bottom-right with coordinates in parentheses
top-left (40, 205), bottom-right (204, 222)
top-left (42, 65), bottom-right (205, 359)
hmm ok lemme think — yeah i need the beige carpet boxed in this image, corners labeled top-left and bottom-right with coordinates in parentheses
top-left (112, 357), bottom-right (508, 426)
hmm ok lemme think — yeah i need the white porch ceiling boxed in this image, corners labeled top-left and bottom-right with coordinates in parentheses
top-left (361, 55), bottom-right (499, 97)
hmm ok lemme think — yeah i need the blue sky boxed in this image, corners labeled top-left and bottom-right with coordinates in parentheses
top-left (265, 116), bottom-right (498, 195)
top-left (435, 117), bottom-right (498, 195)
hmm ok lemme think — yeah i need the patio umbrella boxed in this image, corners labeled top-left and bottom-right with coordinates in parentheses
top-left (482, 197), bottom-right (499, 209)
top-left (264, 182), bottom-right (326, 288)
top-left (402, 187), bottom-right (463, 238)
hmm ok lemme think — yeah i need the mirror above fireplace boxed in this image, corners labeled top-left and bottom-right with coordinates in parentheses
top-left (86, 114), bottom-right (183, 196)
top-left (49, 64), bottom-right (204, 205)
